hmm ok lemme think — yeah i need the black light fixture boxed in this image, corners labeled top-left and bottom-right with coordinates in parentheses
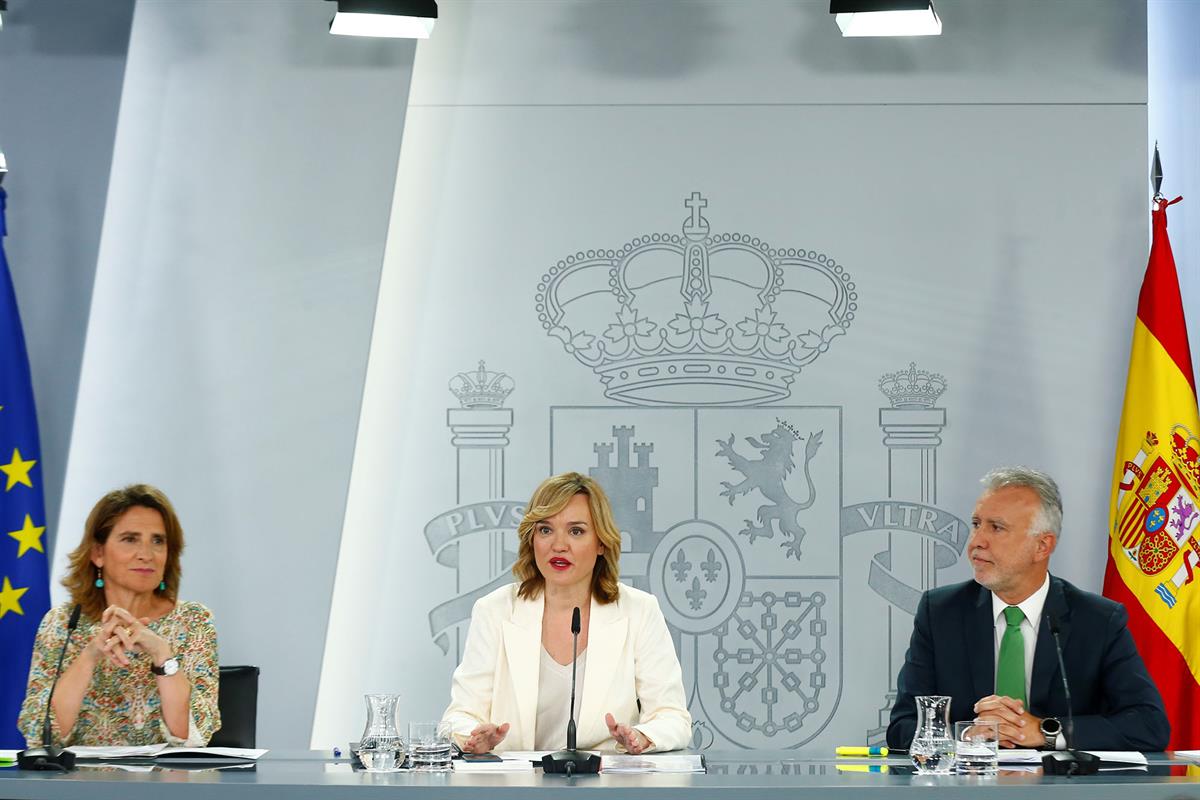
top-left (830, 0), bottom-right (941, 37)
top-left (329, 0), bottom-right (437, 39)
top-left (0, 1), bottom-right (7, 32)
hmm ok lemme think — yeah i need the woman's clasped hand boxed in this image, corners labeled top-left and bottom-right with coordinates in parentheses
top-left (89, 605), bottom-right (174, 669)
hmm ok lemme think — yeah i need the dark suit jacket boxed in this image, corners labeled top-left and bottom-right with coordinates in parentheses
top-left (887, 575), bottom-right (1169, 751)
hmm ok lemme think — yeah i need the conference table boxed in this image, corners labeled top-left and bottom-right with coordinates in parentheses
top-left (3, 750), bottom-right (1200, 799)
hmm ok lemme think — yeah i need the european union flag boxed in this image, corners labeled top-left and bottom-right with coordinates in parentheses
top-left (0, 187), bottom-right (51, 748)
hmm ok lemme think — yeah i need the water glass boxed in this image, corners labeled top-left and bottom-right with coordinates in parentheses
top-left (408, 721), bottom-right (453, 772)
top-left (954, 720), bottom-right (999, 775)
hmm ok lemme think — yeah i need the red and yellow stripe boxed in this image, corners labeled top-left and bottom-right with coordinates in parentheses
top-left (1104, 198), bottom-right (1200, 749)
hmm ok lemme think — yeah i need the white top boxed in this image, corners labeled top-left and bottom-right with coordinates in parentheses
top-left (990, 573), bottom-right (1050, 701)
top-left (534, 646), bottom-right (587, 751)
top-left (441, 583), bottom-right (692, 752)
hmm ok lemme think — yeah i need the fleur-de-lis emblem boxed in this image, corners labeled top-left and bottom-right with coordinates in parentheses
top-left (670, 549), bottom-right (692, 583)
top-left (701, 548), bottom-right (722, 583)
top-left (686, 577), bottom-right (707, 611)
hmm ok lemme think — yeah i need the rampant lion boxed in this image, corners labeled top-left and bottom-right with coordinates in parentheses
top-left (716, 421), bottom-right (823, 561)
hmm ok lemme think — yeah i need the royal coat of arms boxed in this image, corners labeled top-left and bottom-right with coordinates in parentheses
top-left (1115, 425), bottom-right (1200, 608)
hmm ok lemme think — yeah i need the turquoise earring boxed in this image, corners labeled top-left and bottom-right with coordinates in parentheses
top-left (94, 568), bottom-right (104, 589)
top-left (158, 581), bottom-right (166, 591)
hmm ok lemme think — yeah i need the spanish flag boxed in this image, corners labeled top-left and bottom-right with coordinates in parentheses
top-left (1104, 195), bottom-right (1199, 749)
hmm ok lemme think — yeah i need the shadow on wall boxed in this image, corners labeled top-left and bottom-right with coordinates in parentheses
top-left (786, 0), bottom-right (1146, 77)
top-left (557, 0), bottom-right (725, 79)
top-left (5, 0), bottom-right (134, 55)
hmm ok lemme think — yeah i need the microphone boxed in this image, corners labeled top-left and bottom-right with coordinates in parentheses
top-left (19, 604), bottom-right (82, 771)
top-left (1040, 613), bottom-right (1099, 776)
top-left (542, 606), bottom-right (601, 777)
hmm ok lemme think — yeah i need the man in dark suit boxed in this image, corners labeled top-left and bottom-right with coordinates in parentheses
top-left (887, 467), bottom-right (1169, 751)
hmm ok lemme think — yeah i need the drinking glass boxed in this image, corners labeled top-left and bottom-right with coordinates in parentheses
top-left (408, 721), bottom-right (454, 772)
top-left (909, 695), bottom-right (954, 774)
top-left (954, 720), bottom-right (999, 776)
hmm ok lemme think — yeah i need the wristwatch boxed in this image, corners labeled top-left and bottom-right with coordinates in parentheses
top-left (1039, 716), bottom-right (1062, 746)
top-left (152, 656), bottom-right (181, 676)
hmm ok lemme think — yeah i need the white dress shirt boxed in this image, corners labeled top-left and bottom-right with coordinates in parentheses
top-left (990, 573), bottom-right (1063, 749)
top-left (990, 572), bottom-right (1050, 702)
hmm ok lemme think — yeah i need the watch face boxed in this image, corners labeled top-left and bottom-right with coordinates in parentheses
top-left (159, 658), bottom-right (180, 676)
top-left (1041, 717), bottom-right (1062, 736)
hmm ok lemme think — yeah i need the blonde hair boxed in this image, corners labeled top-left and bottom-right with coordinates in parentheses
top-left (63, 484), bottom-right (184, 620)
top-left (513, 472), bottom-right (622, 604)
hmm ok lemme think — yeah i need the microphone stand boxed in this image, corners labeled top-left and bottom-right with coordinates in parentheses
top-left (1040, 614), bottom-right (1099, 776)
top-left (542, 606), bottom-right (601, 777)
top-left (19, 605), bottom-right (82, 771)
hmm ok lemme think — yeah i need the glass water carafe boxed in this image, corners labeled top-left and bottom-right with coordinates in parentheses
top-left (357, 693), bottom-right (405, 772)
top-left (909, 695), bottom-right (954, 774)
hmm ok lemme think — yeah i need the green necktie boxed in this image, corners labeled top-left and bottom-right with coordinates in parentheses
top-left (995, 605), bottom-right (1027, 705)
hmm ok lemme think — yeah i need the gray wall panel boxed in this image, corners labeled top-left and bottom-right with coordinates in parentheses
top-left (50, 0), bottom-right (414, 750)
top-left (0, 0), bottom-right (135, 546)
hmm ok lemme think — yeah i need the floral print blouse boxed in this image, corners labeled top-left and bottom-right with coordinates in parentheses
top-left (18, 600), bottom-right (220, 747)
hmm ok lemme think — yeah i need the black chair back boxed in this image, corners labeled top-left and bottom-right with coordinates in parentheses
top-left (210, 665), bottom-right (260, 748)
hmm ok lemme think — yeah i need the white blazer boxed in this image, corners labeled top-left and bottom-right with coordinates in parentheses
top-left (441, 582), bottom-right (692, 752)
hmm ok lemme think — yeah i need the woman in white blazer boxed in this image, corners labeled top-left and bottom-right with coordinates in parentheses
top-left (441, 472), bottom-right (692, 754)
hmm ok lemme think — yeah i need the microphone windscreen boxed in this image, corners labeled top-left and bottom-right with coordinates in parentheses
top-left (571, 606), bottom-right (581, 634)
top-left (1045, 612), bottom-right (1060, 635)
top-left (67, 604), bottom-right (82, 630)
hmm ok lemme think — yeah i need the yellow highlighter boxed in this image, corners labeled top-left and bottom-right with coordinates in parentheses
top-left (836, 763), bottom-right (890, 773)
top-left (835, 746), bottom-right (888, 757)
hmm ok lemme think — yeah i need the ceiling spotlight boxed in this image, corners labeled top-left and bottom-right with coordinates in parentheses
top-left (329, 0), bottom-right (437, 39)
top-left (831, 0), bottom-right (942, 37)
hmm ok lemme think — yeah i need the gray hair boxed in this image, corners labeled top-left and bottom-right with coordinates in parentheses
top-left (980, 466), bottom-right (1062, 537)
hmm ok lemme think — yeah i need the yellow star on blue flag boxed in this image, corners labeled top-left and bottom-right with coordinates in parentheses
top-left (0, 187), bottom-right (52, 747)
top-left (7, 514), bottom-right (45, 557)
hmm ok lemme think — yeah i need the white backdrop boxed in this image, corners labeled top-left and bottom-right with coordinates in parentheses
top-left (312, 0), bottom-right (1147, 752)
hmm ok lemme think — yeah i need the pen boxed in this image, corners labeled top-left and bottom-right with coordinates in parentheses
top-left (835, 746), bottom-right (888, 757)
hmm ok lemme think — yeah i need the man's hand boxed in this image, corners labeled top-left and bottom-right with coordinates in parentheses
top-left (973, 695), bottom-right (1045, 748)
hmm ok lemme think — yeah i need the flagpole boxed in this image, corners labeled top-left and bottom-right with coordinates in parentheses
top-left (1152, 143), bottom-right (1164, 206)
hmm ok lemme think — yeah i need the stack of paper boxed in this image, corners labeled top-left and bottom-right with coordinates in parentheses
top-left (600, 754), bottom-right (705, 773)
top-left (454, 756), bottom-right (534, 773)
top-left (998, 750), bottom-right (1146, 766)
top-left (66, 745), bottom-right (268, 762)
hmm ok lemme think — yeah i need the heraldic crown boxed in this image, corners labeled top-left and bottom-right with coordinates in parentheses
top-left (878, 362), bottom-right (948, 409)
top-left (1170, 423), bottom-right (1200, 498)
top-left (535, 193), bottom-right (857, 406)
top-left (450, 360), bottom-right (514, 409)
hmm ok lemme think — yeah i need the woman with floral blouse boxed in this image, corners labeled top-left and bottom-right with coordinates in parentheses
top-left (18, 484), bottom-right (219, 747)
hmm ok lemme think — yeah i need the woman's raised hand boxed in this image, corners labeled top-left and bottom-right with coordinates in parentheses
top-left (462, 722), bottom-right (510, 754)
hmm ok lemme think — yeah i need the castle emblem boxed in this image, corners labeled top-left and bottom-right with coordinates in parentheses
top-left (536, 193), bottom-right (857, 406)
